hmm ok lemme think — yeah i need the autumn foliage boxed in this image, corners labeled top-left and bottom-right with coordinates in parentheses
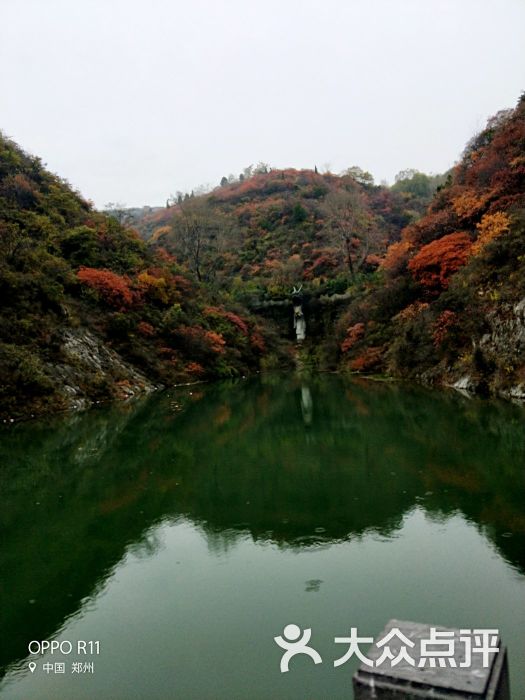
top-left (172, 325), bottom-right (226, 357)
top-left (137, 321), bottom-right (155, 337)
top-left (186, 361), bottom-right (205, 377)
top-left (341, 322), bottom-right (365, 352)
top-left (349, 346), bottom-right (383, 372)
top-left (432, 310), bottom-right (458, 347)
top-left (334, 95), bottom-right (525, 394)
top-left (452, 190), bottom-right (491, 220)
top-left (3, 92), bottom-right (525, 418)
top-left (204, 306), bottom-right (249, 336)
top-left (137, 164), bottom-right (426, 297)
top-left (137, 271), bottom-right (170, 304)
top-left (393, 301), bottom-right (429, 323)
top-left (408, 232), bottom-right (472, 293)
top-left (472, 212), bottom-right (511, 255)
top-left (381, 240), bottom-right (412, 274)
top-left (249, 330), bottom-right (266, 353)
top-left (77, 267), bottom-right (134, 308)
top-left (0, 131), bottom-right (284, 419)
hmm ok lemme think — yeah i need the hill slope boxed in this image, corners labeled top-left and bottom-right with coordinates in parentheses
top-left (0, 135), bottom-right (285, 419)
top-left (141, 167), bottom-right (435, 302)
top-left (1, 95), bottom-right (524, 419)
top-left (334, 96), bottom-right (525, 399)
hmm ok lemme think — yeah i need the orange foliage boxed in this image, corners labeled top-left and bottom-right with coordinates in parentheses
top-left (349, 346), bottom-right (383, 372)
top-left (408, 232), bottom-right (472, 292)
top-left (137, 271), bottom-right (170, 304)
top-left (3, 173), bottom-right (39, 206)
top-left (224, 312), bottom-right (249, 336)
top-left (472, 211), bottom-right (511, 255)
top-left (77, 267), bottom-right (133, 308)
top-left (137, 321), bottom-right (155, 337)
top-left (393, 301), bottom-right (429, 322)
top-left (249, 330), bottom-right (266, 353)
top-left (215, 169), bottom-right (320, 204)
top-left (264, 258), bottom-right (282, 271)
top-left (381, 239), bottom-right (412, 273)
top-left (364, 253), bottom-right (382, 268)
top-left (403, 209), bottom-right (456, 246)
top-left (432, 310), bottom-right (457, 347)
top-left (204, 330), bottom-right (226, 354)
top-left (304, 248), bottom-right (339, 278)
top-left (186, 361), bottom-right (205, 377)
top-left (204, 306), bottom-right (249, 336)
top-left (234, 197), bottom-right (287, 226)
top-left (341, 322), bottom-right (365, 352)
top-left (452, 190), bottom-right (490, 219)
top-left (156, 247), bottom-right (177, 263)
top-left (150, 225), bottom-right (174, 244)
top-left (173, 325), bottom-right (226, 356)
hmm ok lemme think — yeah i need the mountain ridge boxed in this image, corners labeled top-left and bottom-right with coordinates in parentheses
top-left (1, 95), bottom-right (524, 420)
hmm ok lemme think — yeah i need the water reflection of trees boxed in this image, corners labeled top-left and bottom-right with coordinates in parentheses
top-left (0, 375), bottom-right (524, 674)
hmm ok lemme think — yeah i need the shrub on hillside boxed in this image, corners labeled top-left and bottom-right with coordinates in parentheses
top-left (408, 232), bottom-right (472, 293)
top-left (77, 267), bottom-right (133, 309)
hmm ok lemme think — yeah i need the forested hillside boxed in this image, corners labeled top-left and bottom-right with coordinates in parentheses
top-left (138, 96), bottom-right (525, 400)
top-left (138, 165), bottom-right (439, 302)
top-left (0, 136), bottom-right (283, 419)
top-left (335, 96), bottom-right (525, 399)
top-left (1, 95), bottom-right (524, 420)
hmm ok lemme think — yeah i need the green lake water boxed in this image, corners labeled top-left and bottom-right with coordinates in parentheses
top-left (0, 374), bottom-right (524, 699)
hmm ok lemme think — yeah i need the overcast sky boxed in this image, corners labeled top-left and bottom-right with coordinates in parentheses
top-left (1, 0), bottom-right (524, 208)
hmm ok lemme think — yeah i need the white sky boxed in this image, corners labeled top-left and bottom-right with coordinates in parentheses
top-left (1, 0), bottom-right (524, 208)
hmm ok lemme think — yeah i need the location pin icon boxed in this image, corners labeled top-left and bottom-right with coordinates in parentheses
top-left (29, 662), bottom-right (36, 673)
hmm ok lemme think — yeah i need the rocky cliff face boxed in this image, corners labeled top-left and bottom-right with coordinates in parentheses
top-left (479, 297), bottom-right (525, 400)
top-left (51, 328), bottom-right (158, 412)
top-left (0, 328), bottom-right (158, 422)
top-left (438, 297), bottom-right (525, 401)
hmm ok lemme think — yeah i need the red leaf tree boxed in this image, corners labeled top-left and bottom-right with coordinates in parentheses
top-left (77, 267), bottom-right (133, 308)
top-left (408, 232), bottom-right (472, 293)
